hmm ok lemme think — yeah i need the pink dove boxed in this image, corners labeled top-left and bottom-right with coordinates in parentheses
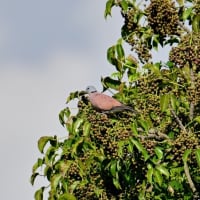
top-left (85, 86), bottom-right (134, 112)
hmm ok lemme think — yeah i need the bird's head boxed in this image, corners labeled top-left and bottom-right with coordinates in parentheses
top-left (85, 85), bottom-right (97, 94)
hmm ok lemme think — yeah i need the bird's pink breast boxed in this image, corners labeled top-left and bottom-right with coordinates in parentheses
top-left (88, 92), bottom-right (122, 110)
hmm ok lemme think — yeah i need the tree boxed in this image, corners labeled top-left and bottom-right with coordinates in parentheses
top-left (31, 0), bottom-right (200, 199)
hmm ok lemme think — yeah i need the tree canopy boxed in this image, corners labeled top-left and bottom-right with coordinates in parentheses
top-left (31, 0), bottom-right (200, 199)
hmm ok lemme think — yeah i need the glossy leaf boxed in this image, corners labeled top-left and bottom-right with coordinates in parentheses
top-left (44, 146), bottom-right (56, 166)
top-left (110, 160), bottom-right (117, 177)
top-left (154, 147), bottom-right (163, 160)
top-left (147, 164), bottom-right (153, 184)
top-left (58, 193), bottom-right (77, 200)
top-left (101, 76), bottom-right (121, 90)
top-left (59, 108), bottom-right (71, 126)
top-left (156, 165), bottom-right (169, 178)
top-left (154, 169), bottom-right (163, 186)
top-left (194, 116), bottom-right (200, 124)
top-left (55, 160), bottom-right (72, 176)
top-left (32, 158), bottom-right (43, 173)
top-left (30, 173), bottom-right (39, 185)
top-left (104, 0), bottom-right (115, 18)
top-left (182, 7), bottom-right (193, 20)
top-left (192, 14), bottom-right (200, 33)
top-left (131, 122), bottom-right (138, 135)
top-left (120, 0), bottom-right (128, 11)
top-left (38, 136), bottom-right (54, 153)
top-left (44, 165), bottom-right (52, 181)
top-left (170, 94), bottom-right (178, 111)
top-left (113, 178), bottom-right (121, 190)
top-left (73, 118), bottom-right (84, 135)
top-left (51, 174), bottom-right (62, 191)
top-left (83, 121), bottom-right (91, 137)
top-left (182, 149), bottom-right (192, 163)
top-left (107, 45), bottom-right (117, 65)
top-left (66, 91), bottom-right (85, 103)
top-left (71, 137), bottom-right (84, 157)
top-left (130, 138), bottom-right (150, 161)
top-left (195, 149), bottom-right (200, 168)
top-left (34, 187), bottom-right (44, 200)
top-left (160, 94), bottom-right (170, 112)
top-left (116, 39), bottom-right (125, 62)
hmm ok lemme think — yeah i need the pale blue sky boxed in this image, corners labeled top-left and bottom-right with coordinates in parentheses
top-left (0, 1), bottom-right (123, 199)
top-left (0, 1), bottom-right (169, 199)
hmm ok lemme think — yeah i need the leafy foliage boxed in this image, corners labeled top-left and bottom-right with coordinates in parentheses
top-left (31, 0), bottom-right (200, 199)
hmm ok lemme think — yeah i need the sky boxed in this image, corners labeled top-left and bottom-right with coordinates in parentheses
top-left (0, 0), bottom-right (124, 199)
top-left (0, 1), bottom-right (169, 199)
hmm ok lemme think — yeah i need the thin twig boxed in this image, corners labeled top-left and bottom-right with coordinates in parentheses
top-left (171, 109), bottom-right (186, 132)
top-left (184, 162), bottom-right (196, 193)
top-left (137, 133), bottom-right (169, 141)
top-left (189, 68), bottom-right (195, 120)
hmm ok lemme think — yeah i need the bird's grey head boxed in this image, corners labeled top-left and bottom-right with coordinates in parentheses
top-left (85, 85), bottom-right (97, 94)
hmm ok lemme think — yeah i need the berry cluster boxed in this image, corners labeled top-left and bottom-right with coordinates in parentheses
top-left (146, 0), bottom-right (180, 36)
top-left (169, 33), bottom-right (200, 70)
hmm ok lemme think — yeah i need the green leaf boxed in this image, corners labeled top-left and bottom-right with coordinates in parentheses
top-left (69, 181), bottom-right (80, 192)
top-left (83, 121), bottom-right (91, 137)
top-left (143, 63), bottom-right (161, 76)
top-left (182, 149), bottom-right (192, 163)
top-left (71, 137), bottom-right (84, 157)
top-left (30, 173), bottom-right (39, 185)
top-left (51, 174), bottom-right (62, 191)
top-left (113, 177), bottom-right (121, 190)
top-left (194, 116), bottom-right (200, 124)
top-left (32, 158), bottom-right (43, 173)
top-left (34, 187), bottom-right (44, 200)
top-left (116, 39), bottom-right (125, 62)
top-left (154, 169), bottom-right (163, 186)
top-left (104, 0), bottom-right (115, 18)
top-left (130, 138), bottom-right (150, 161)
top-left (192, 15), bottom-right (200, 33)
top-left (66, 91), bottom-right (85, 103)
top-left (195, 149), bottom-right (200, 168)
top-left (59, 108), bottom-right (71, 126)
top-left (131, 122), bottom-right (138, 135)
top-left (182, 7), bottom-right (193, 20)
top-left (160, 94), bottom-right (170, 112)
top-left (73, 118), bottom-right (84, 135)
top-left (156, 165), bottom-right (169, 178)
top-left (120, 0), bottom-right (128, 11)
top-left (107, 45), bottom-right (118, 66)
top-left (110, 160), bottom-right (117, 177)
top-left (55, 160), bottom-right (72, 176)
top-left (176, 0), bottom-right (184, 6)
top-left (152, 35), bottom-right (159, 51)
top-left (101, 76), bottom-right (121, 90)
top-left (44, 165), bottom-right (52, 181)
top-left (154, 147), bottom-right (163, 160)
top-left (44, 146), bottom-right (56, 165)
top-left (38, 136), bottom-right (54, 154)
top-left (170, 94), bottom-right (178, 111)
top-left (58, 193), bottom-right (77, 200)
top-left (147, 164), bottom-right (153, 184)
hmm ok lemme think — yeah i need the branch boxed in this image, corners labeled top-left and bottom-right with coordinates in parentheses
top-left (184, 162), bottom-right (196, 193)
top-left (189, 68), bottom-right (195, 120)
top-left (170, 109), bottom-right (186, 132)
top-left (136, 128), bottom-right (169, 141)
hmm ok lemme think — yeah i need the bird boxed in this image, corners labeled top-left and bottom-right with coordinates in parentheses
top-left (85, 85), bottom-right (135, 113)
